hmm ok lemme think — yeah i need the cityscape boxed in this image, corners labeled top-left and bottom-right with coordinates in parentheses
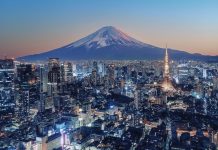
top-left (1, 0), bottom-right (218, 150)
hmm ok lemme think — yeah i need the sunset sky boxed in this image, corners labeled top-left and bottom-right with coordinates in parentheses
top-left (0, 0), bottom-right (218, 58)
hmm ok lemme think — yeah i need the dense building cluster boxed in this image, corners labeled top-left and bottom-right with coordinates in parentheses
top-left (0, 52), bottom-right (218, 149)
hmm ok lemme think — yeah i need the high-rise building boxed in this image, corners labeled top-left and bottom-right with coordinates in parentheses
top-left (47, 58), bottom-right (61, 112)
top-left (213, 77), bottom-right (218, 90)
top-left (48, 58), bottom-right (60, 71)
top-left (203, 69), bottom-right (207, 79)
top-left (98, 63), bottom-right (106, 77)
top-left (16, 64), bottom-right (35, 83)
top-left (15, 64), bottom-right (34, 118)
top-left (62, 62), bottom-right (73, 83)
top-left (39, 65), bottom-right (48, 92)
top-left (38, 65), bottom-right (45, 113)
top-left (93, 61), bottom-right (98, 73)
top-left (0, 59), bottom-right (15, 118)
top-left (72, 63), bottom-right (77, 76)
top-left (91, 70), bottom-right (97, 86)
top-left (47, 58), bottom-right (60, 96)
top-left (106, 64), bottom-right (115, 88)
top-left (177, 65), bottom-right (189, 82)
top-left (20, 84), bottom-right (30, 116)
top-left (134, 89), bottom-right (139, 110)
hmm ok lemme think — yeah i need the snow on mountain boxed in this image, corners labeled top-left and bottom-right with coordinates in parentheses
top-left (66, 26), bottom-right (148, 49)
top-left (18, 26), bottom-right (218, 61)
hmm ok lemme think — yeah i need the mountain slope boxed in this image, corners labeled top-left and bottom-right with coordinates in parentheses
top-left (65, 26), bottom-right (148, 49)
top-left (19, 26), bottom-right (218, 61)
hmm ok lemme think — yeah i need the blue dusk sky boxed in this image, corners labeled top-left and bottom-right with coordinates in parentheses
top-left (0, 0), bottom-right (218, 57)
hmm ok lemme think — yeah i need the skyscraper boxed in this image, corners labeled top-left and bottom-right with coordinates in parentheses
top-left (16, 63), bottom-right (35, 118)
top-left (20, 84), bottom-right (30, 116)
top-left (134, 88), bottom-right (139, 110)
top-left (0, 59), bottom-right (15, 118)
top-left (38, 65), bottom-right (45, 113)
top-left (106, 64), bottom-right (115, 88)
top-left (47, 58), bottom-right (60, 96)
top-left (62, 62), bottom-right (73, 83)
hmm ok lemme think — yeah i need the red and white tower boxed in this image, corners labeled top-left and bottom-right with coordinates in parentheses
top-left (162, 45), bottom-right (174, 91)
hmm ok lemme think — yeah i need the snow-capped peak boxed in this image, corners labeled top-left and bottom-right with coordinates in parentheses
top-left (66, 26), bottom-right (147, 49)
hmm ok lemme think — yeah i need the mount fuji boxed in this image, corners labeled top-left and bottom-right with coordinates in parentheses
top-left (19, 26), bottom-right (218, 61)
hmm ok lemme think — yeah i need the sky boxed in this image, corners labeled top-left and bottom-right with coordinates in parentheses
top-left (0, 0), bottom-right (218, 58)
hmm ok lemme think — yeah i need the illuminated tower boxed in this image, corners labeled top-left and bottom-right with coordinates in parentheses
top-left (164, 46), bottom-right (169, 78)
top-left (162, 45), bottom-right (174, 91)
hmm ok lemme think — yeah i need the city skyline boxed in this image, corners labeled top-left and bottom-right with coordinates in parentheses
top-left (1, 54), bottom-right (218, 149)
top-left (0, 0), bottom-right (218, 58)
top-left (1, 1), bottom-right (218, 149)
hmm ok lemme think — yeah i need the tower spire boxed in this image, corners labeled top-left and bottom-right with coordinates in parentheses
top-left (164, 44), bottom-right (169, 78)
top-left (162, 44), bottom-right (174, 91)
top-left (166, 43), bottom-right (168, 56)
